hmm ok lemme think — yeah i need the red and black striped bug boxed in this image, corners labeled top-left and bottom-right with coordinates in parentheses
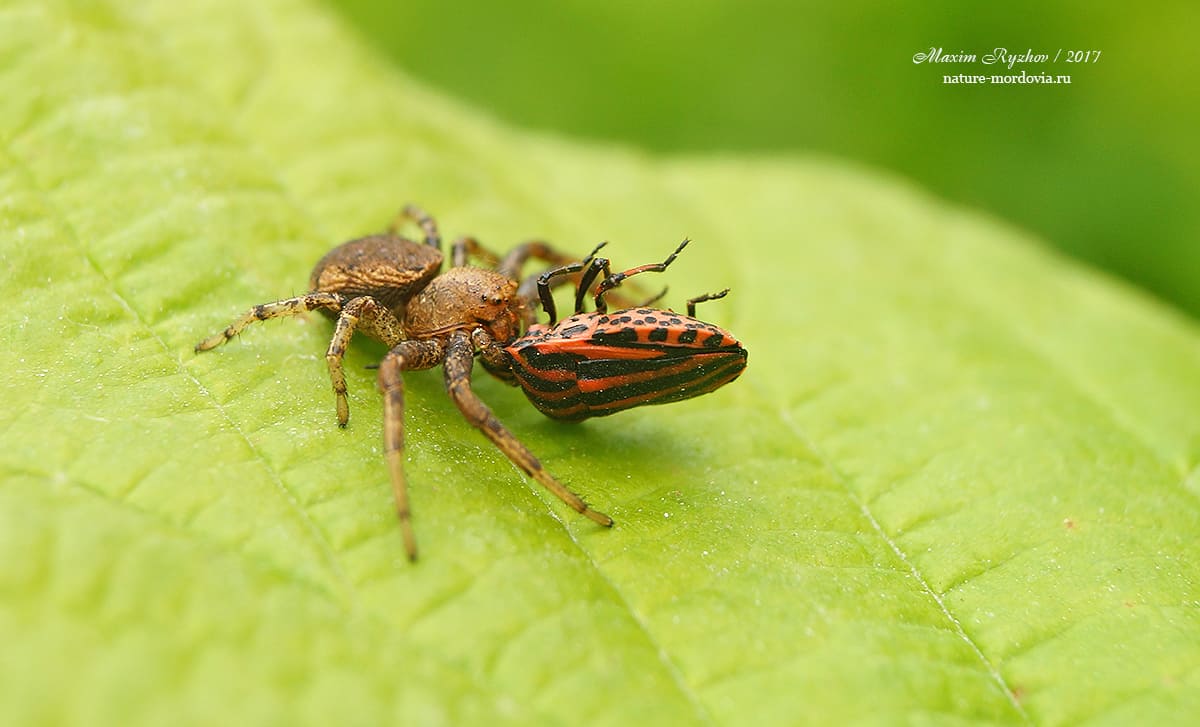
top-left (498, 240), bottom-right (748, 422)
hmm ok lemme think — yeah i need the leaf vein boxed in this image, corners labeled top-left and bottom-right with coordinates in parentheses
top-left (535, 495), bottom-right (719, 725)
top-left (1, 139), bottom-right (357, 607)
top-left (2, 462), bottom-right (338, 599)
top-left (778, 406), bottom-right (1031, 723)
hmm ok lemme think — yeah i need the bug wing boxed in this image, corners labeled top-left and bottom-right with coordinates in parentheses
top-left (507, 314), bottom-right (749, 422)
top-left (573, 346), bottom-right (748, 417)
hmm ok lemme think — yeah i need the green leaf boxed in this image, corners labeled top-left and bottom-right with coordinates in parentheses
top-left (3, 1), bottom-right (1200, 725)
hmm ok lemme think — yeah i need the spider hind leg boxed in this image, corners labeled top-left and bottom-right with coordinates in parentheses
top-left (194, 292), bottom-right (346, 353)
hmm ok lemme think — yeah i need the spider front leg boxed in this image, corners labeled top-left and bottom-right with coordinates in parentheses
top-left (378, 338), bottom-right (447, 561)
top-left (454, 237), bottom-right (621, 325)
top-left (449, 236), bottom-right (501, 269)
top-left (497, 240), bottom-right (584, 280)
top-left (451, 237), bottom-right (582, 276)
top-left (445, 331), bottom-right (614, 527)
top-left (473, 327), bottom-right (518, 385)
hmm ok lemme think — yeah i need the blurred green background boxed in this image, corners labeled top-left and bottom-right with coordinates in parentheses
top-left (328, 0), bottom-right (1200, 319)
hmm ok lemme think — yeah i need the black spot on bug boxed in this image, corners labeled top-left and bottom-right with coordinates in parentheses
top-left (678, 330), bottom-right (698, 344)
top-left (598, 316), bottom-right (610, 324)
top-left (591, 328), bottom-right (639, 344)
top-left (644, 315), bottom-right (657, 323)
top-left (560, 323), bottom-right (590, 337)
top-left (703, 332), bottom-right (725, 348)
top-left (648, 327), bottom-right (669, 342)
top-left (633, 319), bottom-right (644, 326)
top-left (619, 316), bottom-right (633, 323)
top-left (669, 318), bottom-right (682, 325)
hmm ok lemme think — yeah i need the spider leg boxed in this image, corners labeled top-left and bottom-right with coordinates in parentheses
top-left (497, 240), bottom-right (582, 280)
top-left (378, 338), bottom-right (447, 561)
top-left (386, 203), bottom-right (441, 251)
top-left (194, 292), bottom-right (346, 352)
top-left (472, 328), bottom-right (517, 385)
top-left (449, 236), bottom-right (501, 269)
top-left (453, 238), bottom-right (585, 321)
top-left (686, 288), bottom-right (730, 317)
top-left (503, 241), bottom-right (584, 324)
top-left (326, 296), bottom-right (407, 426)
top-left (514, 274), bottom-right (546, 326)
top-left (443, 331), bottom-right (614, 527)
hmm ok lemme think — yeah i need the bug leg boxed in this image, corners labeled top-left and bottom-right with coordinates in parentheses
top-left (194, 292), bottom-right (346, 352)
top-left (378, 339), bottom-right (446, 561)
top-left (572, 254), bottom-right (613, 316)
top-left (534, 243), bottom-right (608, 325)
top-left (518, 267), bottom-right (643, 323)
top-left (387, 204), bottom-right (441, 251)
top-left (509, 242), bottom-right (643, 323)
top-left (686, 288), bottom-right (730, 317)
top-left (326, 296), bottom-right (407, 426)
top-left (499, 241), bottom-right (582, 324)
top-left (594, 238), bottom-right (689, 313)
top-left (637, 286), bottom-right (670, 308)
top-left (444, 331), bottom-right (613, 527)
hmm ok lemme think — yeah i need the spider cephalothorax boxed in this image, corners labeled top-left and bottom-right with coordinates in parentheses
top-left (195, 206), bottom-right (745, 559)
top-left (403, 267), bottom-right (523, 342)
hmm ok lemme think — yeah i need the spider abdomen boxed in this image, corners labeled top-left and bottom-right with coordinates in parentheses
top-left (309, 235), bottom-right (443, 311)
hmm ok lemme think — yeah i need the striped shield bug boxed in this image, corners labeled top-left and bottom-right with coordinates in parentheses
top-left (501, 240), bottom-right (748, 422)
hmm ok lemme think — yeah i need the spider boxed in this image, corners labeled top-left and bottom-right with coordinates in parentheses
top-left (196, 206), bottom-right (611, 559)
top-left (195, 205), bottom-right (745, 560)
